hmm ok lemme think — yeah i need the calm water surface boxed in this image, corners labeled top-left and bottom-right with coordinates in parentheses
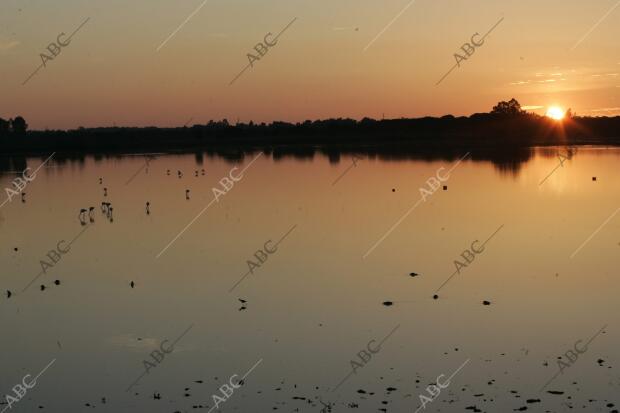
top-left (1, 147), bottom-right (618, 412)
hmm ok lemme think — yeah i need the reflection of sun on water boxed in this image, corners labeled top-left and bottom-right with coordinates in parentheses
top-left (546, 106), bottom-right (565, 120)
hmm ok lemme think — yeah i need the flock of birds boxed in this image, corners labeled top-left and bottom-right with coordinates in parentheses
top-left (6, 166), bottom-right (248, 303)
top-left (3, 159), bottom-right (619, 413)
top-left (77, 169), bottom-right (206, 225)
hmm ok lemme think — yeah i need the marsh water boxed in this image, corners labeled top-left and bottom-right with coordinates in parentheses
top-left (1, 146), bottom-right (619, 412)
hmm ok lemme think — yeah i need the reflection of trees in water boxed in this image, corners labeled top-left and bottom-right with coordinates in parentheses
top-left (0, 154), bottom-right (87, 182)
top-left (537, 146), bottom-right (579, 160)
top-left (0, 144), bottom-right (608, 179)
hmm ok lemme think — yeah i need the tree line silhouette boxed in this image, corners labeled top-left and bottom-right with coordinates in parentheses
top-left (1, 100), bottom-right (619, 154)
top-left (0, 116), bottom-right (28, 136)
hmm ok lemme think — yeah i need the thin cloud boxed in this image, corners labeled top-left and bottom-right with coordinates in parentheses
top-left (0, 40), bottom-right (19, 51)
top-left (589, 107), bottom-right (620, 113)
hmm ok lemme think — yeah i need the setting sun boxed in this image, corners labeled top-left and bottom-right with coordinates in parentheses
top-left (546, 106), bottom-right (566, 120)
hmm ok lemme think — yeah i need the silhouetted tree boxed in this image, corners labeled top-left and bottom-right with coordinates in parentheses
top-left (0, 118), bottom-right (9, 136)
top-left (491, 99), bottom-right (525, 116)
top-left (10, 116), bottom-right (28, 134)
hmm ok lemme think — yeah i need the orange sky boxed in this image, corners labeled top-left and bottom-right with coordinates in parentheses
top-left (0, 0), bottom-right (618, 130)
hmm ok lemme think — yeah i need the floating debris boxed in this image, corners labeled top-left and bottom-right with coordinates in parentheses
top-left (382, 301), bottom-right (394, 306)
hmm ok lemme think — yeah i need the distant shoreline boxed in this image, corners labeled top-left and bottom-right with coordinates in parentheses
top-left (1, 113), bottom-right (620, 156)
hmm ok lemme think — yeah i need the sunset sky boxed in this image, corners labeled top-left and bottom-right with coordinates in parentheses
top-left (0, 0), bottom-right (618, 130)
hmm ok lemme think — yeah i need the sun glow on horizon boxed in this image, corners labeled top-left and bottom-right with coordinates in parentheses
top-left (546, 106), bottom-right (566, 120)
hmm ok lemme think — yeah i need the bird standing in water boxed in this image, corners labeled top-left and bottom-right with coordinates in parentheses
top-left (79, 209), bottom-right (88, 225)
